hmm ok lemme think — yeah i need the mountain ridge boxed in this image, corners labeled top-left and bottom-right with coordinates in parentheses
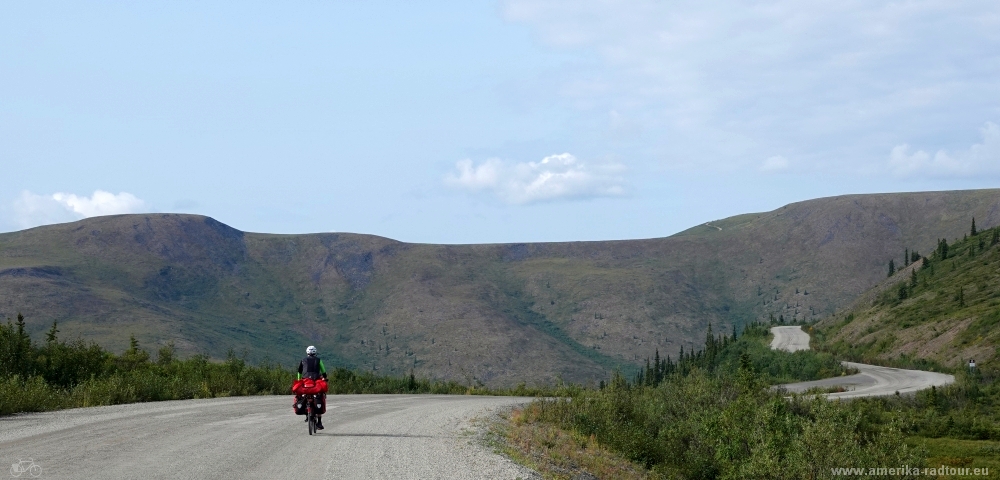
top-left (2, 188), bottom-right (999, 386)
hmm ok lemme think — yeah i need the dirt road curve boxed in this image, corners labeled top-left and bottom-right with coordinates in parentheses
top-left (771, 326), bottom-right (955, 399)
top-left (0, 395), bottom-right (537, 480)
top-left (769, 325), bottom-right (812, 352)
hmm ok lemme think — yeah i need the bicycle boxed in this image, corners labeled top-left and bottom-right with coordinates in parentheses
top-left (292, 377), bottom-right (327, 435)
top-left (304, 394), bottom-right (319, 435)
top-left (10, 458), bottom-right (42, 478)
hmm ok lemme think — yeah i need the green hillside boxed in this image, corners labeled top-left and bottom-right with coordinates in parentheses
top-left (2, 189), bottom-right (999, 386)
top-left (816, 220), bottom-right (1000, 369)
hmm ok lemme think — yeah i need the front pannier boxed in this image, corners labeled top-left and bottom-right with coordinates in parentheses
top-left (291, 378), bottom-right (328, 395)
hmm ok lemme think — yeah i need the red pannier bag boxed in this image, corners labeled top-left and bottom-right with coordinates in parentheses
top-left (292, 395), bottom-right (307, 415)
top-left (291, 378), bottom-right (328, 395)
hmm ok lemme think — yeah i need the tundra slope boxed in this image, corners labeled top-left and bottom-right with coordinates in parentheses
top-left (772, 326), bottom-right (954, 399)
top-left (817, 220), bottom-right (1000, 370)
top-left (2, 189), bottom-right (998, 386)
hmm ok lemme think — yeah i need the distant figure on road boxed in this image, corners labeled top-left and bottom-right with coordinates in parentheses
top-left (969, 359), bottom-right (976, 370)
top-left (298, 346), bottom-right (328, 429)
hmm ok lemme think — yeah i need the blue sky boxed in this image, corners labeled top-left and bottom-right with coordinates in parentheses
top-left (2, 1), bottom-right (999, 243)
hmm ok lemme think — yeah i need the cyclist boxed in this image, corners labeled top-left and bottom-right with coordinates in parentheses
top-left (297, 345), bottom-right (328, 429)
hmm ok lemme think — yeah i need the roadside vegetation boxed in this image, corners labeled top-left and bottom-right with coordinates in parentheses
top-left (0, 315), bottom-right (557, 416)
top-left (0, 318), bottom-right (289, 415)
top-left (497, 314), bottom-right (1000, 479)
top-left (494, 220), bottom-right (1000, 479)
top-left (495, 324), bottom-right (909, 479)
top-left (791, 220), bottom-right (1000, 477)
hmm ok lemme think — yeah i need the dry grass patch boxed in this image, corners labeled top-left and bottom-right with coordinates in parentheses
top-left (492, 406), bottom-right (652, 480)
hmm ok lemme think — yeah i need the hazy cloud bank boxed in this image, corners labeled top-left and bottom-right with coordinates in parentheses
top-left (501, 0), bottom-right (1000, 176)
top-left (445, 153), bottom-right (625, 204)
top-left (889, 123), bottom-right (1000, 178)
top-left (4, 190), bottom-right (147, 231)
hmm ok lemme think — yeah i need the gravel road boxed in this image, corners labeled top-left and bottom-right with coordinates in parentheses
top-left (771, 326), bottom-right (955, 399)
top-left (769, 325), bottom-right (811, 352)
top-left (0, 394), bottom-right (538, 480)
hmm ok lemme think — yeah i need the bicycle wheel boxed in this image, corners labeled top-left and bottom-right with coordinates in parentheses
top-left (307, 401), bottom-right (315, 436)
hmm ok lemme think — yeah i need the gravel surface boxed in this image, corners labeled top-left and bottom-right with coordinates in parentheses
top-left (1, 394), bottom-right (538, 480)
top-left (769, 325), bottom-right (811, 352)
top-left (771, 326), bottom-right (955, 399)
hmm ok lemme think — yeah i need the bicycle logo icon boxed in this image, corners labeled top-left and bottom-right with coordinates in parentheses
top-left (9, 458), bottom-right (41, 478)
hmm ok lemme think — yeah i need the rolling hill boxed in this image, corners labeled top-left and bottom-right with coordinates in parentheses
top-left (815, 219), bottom-right (1000, 369)
top-left (1, 189), bottom-right (998, 386)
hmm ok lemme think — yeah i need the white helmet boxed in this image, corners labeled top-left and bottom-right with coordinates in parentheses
top-left (306, 346), bottom-right (317, 356)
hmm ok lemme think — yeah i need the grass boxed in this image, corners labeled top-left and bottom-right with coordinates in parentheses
top-left (492, 405), bottom-right (653, 480)
top-left (907, 437), bottom-right (1000, 475)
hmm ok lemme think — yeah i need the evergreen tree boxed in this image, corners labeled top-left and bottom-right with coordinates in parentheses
top-left (654, 349), bottom-right (662, 385)
top-left (704, 325), bottom-right (717, 371)
top-left (938, 239), bottom-right (949, 259)
top-left (958, 287), bottom-right (965, 308)
top-left (2, 313), bottom-right (34, 378)
top-left (44, 320), bottom-right (59, 344)
top-left (888, 259), bottom-right (896, 277)
top-left (971, 217), bottom-right (977, 236)
top-left (910, 268), bottom-right (918, 288)
top-left (898, 284), bottom-right (908, 301)
top-left (905, 248), bottom-right (910, 266)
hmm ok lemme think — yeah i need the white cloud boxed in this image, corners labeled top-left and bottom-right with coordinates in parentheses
top-left (51, 190), bottom-right (146, 217)
top-left (501, 1), bottom-right (1000, 173)
top-left (889, 122), bottom-right (1000, 177)
top-left (445, 153), bottom-right (625, 204)
top-left (760, 156), bottom-right (790, 172)
top-left (6, 190), bottom-right (147, 230)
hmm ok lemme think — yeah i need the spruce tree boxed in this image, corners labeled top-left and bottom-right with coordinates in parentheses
top-left (905, 249), bottom-right (910, 266)
top-left (45, 320), bottom-right (59, 344)
top-left (654, 349), bottom-right (662, 385)
top-left (644, 359), bottom-right (652, 387)
top-left (10, 313), bottom-right (32, 378)
top-left (939, 239), bottom-right (949, 259)
top-left (911, 269), bottom-right (918, 288)
top-left (971, 217), bottom-right (977, 236)
top-left (888, 259), bottom-right (896, 277)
